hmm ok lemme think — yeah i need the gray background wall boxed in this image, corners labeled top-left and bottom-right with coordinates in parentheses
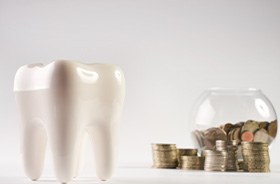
top-left (0, 0), bottom-right (280, 177)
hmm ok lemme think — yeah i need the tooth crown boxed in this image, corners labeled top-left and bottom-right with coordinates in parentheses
top-left (14, 60), bottom-right (125, 183)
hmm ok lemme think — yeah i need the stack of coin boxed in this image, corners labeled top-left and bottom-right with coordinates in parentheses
top-left (204, 140), bottom-right (228, 172)
top-left (226, 140), bottom-right (238, 171)
top-left (177, 148), bottom-right (198, 168)
top-left (179, 156), bottom-right (204, 170)
top-left (204, 150), bottom-right (228, 172)
top-left (151, 144), bottom-right (178, 168)
top-left (241, 142), bottom-right (270, 172)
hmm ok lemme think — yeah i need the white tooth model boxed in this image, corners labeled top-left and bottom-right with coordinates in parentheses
top-left (13, 60), bottom-right (125, 183)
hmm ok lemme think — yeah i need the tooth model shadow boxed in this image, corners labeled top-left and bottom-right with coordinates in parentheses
top-left (14, 60), bottom-right (125, 183)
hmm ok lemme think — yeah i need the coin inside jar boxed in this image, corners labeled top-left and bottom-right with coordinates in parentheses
top-left (267, 120), bottom-right (277, 138)
top-left (254, 128), bottom-right (269, 143)
top-left (203, 128), bottom-right (227, 149)
top-left (192, 119), bottom-right (277, 150)
top-left (241, 131), bottom-right (254, 142)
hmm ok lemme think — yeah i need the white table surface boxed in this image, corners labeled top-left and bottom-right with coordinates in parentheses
top-left (1, 166), bottom-right (280, 184)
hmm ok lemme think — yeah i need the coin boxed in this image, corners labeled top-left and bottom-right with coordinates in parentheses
top-left (151, 143), bottom-right (178, 169)
top-left (152, 144), bottom-right (177, 151)
top-left (228, 129), bottom-right (234, 142)
top-left (236, 122), bottom-right (245, 127)
top-left (153, 163), bottom-right (177, 168)
top-left (179, 156), bottom-right (204, 170)
top-left (241, 142), bottom-right (270, 172)
top-left (254, 128), bottom-right (269, 143)
top-left (177, 149), bottom-right (199, 169)
top-left (226, 141), bottom-right (238, 171)
top-left (220, 123), bottom-right (233, 134)
top-left (241, 142), bottom-right (268, 149)
top-left (152, 150), bottom-right (177, 156)
top-left (204, 145), bottom-right (228, 172)
top-left (229, 140), bottom-right (238, 146)
top-left (241, 131), bottom-right (254, 142)
top-left (242, 120), bottom-right (259, 133)
top-left (267, 120), bottom-right (277, 138)
top-left (259, 121), bottom-right (269, 129)
top-left (204, 128), bottom-right (227, 149)
top-left (177, 149), bottom-right (198, 156)
top-left (232, 127), bottom-right (241, 143)
top-left (215, 140), bottom-right (226, 151)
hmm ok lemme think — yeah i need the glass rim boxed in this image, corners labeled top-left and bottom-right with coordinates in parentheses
top-left (208, 87), bottom-right (261, 94)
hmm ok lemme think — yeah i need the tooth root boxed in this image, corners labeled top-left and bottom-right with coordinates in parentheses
top-left (88, 123), bottom-right (118, 181)
top-left (48, 123), bottom-right (83, 183)
top-left (21, 120), bottom-right (47, 181)
top-left (47, 100), bottom-right (83, 183)
top-left (15, 90), bottom-right (49, 181)
top-left (73, 133), bottom-right (86, 178)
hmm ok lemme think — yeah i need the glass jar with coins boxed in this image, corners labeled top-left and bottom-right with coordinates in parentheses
top-left (190, 88), bottom-right (277, 152)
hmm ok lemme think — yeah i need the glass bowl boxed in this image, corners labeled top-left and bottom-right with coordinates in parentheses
top-left (190, 88), bottom-right (277, 151)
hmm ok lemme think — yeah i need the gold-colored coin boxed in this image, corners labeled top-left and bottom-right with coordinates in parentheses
top-left (151, 143), bottom-right (178, 169)
top-left (259, 121), bottom-right (269, 129)
top-left (242, 120), bottom-right (259, 133)
top-left (177, 149), bottom-right (198, 156)
top-left (152, 143), bottom-right (177, 151)
top-left (153, 164), bottom-right (177, 168)
top-left (241, 142), bottom-right (270, 172)
top-left (267, 120), bottom-right (277, 138)
top-left (179, 156), bottom-right (204, 170)
top-left (241, 142), bottom-right (268, 149)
